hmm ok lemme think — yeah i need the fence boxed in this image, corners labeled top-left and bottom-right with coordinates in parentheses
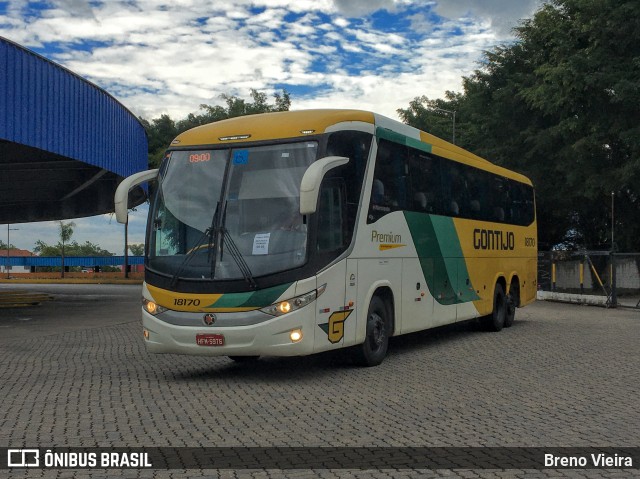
top-left (538, 251), bottom-right (640, 309)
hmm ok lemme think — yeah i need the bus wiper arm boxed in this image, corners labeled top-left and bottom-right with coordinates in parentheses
top-left (209, 200), bottom-right (224, 279)
top-left (222, 227), bottom-right (257, 289)
top-left (208, 200), bottom-right (256, 288)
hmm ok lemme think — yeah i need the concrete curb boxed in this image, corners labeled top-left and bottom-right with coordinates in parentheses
top-left (537, 290), bottom-right (609, 307)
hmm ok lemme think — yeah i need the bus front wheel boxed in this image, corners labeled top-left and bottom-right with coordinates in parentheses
top-left (354, 296), bottom-right (390, 367)
top-left (481, 283), bottom-right (506, 332)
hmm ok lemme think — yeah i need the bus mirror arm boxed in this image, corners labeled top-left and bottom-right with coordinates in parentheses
top-left (299, 156), bottom-right (349, 215)
top-left (114, 169), bottom-right (159, 224)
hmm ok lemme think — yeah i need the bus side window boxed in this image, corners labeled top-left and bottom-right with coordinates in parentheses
top-left (367, 139), bottom-right (407, 223)
top-left (441, 160), bottom-right (467, 218)
top-left (488, 175), bottom-right (507, 223)
top-left (407, 149), bottom-right (443, 215)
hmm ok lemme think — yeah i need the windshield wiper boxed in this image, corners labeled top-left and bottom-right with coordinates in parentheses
top-left (212, 201), bottom-right (257, 289)
top-left (222, 226), bottom-right (257, 289)
top-left (169, 201), bottom-right (220, 288)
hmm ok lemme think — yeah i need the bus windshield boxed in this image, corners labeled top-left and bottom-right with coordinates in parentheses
top-left (149, 141), bottom-right (318, 281)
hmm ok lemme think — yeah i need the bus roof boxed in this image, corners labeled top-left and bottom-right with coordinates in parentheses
top-left (172, 109), bottom-right (375, 146)
top-left (172, 109), bottom-right (532, 186)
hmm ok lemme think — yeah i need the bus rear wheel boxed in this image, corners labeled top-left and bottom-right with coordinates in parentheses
top-left (504, 285), bottom-right (518, 328)
top-left (354, 296), bottom-right (390, 367)
top-left (481, 283), bottom-right (506, 332)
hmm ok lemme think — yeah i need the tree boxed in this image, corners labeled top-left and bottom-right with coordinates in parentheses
top-left (58, 220), bottom-right (75, 278)
top-left (144, 89), bottom-right (291, 168)
top-left (34, 239), bottom-right (115, 273)
top-left (129, 243), bottom-right (145, 256)
top-left (34, 240), bottom-right (114, 257)
top-left (140, 114), bottom-right (178, 168)
top-left (399, 0), bottom-right (640, 250)
top-left (397, 92), bottom-right (462, 143)
top-left (0, 240), bottom-right (16, 249)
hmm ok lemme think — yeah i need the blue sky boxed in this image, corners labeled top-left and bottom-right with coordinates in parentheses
top-left (1, 0), bottom-right (542, 254)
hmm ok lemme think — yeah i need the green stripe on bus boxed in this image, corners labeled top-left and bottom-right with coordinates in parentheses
top-left (207, 282), bottom-right (293, 309)
top-left (404, 211), bottom-right (479, 305)
top-left (376, 127), bottom-right (432, 153)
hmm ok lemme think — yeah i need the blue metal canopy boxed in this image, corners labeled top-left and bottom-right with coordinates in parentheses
top-left (3, 256), bottom-right (144, 267)
top-left (0, 37), bottom-right (148, 223)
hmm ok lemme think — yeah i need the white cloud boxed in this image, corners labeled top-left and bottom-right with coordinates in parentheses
top-left (430, 0), bottom-right (544, 37)
top-left (331, 0), bottom-right (410, 17)
top-left (0, 0), bottom-right (539, 250)
top-left (0, 0), bottom-right (523, 123)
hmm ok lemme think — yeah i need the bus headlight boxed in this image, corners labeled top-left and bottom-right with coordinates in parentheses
top-left (260, 284), bottom-right (326, 317)
top-left (142, 298), bottom-right (167, 316)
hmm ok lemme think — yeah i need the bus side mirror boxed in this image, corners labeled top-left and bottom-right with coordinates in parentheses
top-left (114, 169), bottom-right (159, 224)
top-left (299, 156), bottom-right (349, 215)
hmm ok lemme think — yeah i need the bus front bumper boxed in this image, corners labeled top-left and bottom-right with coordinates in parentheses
top-left (141, 308), bottom-right (315, 357)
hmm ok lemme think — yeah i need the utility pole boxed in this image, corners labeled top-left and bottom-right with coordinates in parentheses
top-left (124, 219), bottom-right (129, 279)
top-left (6, 224), bottom-right (19, 279)
top-left (610, 191), bottom-right (617, 307)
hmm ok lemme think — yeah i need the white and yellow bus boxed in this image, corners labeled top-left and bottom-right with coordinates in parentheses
top-left (115, 109), bottom-right (537, 366)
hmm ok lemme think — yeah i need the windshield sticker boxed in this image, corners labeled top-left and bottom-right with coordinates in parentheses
top-left (233, 150), bottom-right (249, 165)
top-left (252, 233), bottom-right (271, 255)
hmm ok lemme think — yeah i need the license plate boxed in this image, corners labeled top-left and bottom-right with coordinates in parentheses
top-left (196, 334), bottom-right (225, 346)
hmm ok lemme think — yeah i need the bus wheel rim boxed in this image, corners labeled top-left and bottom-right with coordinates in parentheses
top-left (369, 312), bottom-right (385, 349)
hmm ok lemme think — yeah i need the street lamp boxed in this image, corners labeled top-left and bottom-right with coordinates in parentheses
top-left (6, 224), bottom-right (19, 279)
top-left (430, 107), bottom-right (456, 145)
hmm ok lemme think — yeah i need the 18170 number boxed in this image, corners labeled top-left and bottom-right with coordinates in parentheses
top-left (174, 298), bottom-right (201, 306)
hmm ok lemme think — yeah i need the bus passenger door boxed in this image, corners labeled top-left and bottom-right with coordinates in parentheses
top-left (313, 179), bottom-right (354, 352)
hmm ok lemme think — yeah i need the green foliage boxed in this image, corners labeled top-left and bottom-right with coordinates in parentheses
top-left (397, 91), bottom-right (462, 143)
top-left (128, 243), bottom-right (145, 256)
top-left (400, 0), bottom-right (640, 251)
top-left (143, 89), bottom-right (291, 168)
top-left (34, 240), bottom-right (114, 256)
top-left (58, 220), bottom-right (75, 245)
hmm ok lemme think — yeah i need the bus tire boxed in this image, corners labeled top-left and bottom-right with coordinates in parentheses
top-left (481, 283), bottom-right (506, 332)
top-left (228, 356), bottom-right (260, 363)
top-left (354, 296), bottom-right (390, 367)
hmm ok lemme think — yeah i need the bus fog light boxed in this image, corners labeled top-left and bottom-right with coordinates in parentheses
top-left (290, 329), bottom-right (303, 342)
top-left (143, 329), bottom-right (150, 340)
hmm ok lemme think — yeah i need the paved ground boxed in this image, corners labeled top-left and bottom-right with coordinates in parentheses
top-left (1, 283), bottom-right (639, 478)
